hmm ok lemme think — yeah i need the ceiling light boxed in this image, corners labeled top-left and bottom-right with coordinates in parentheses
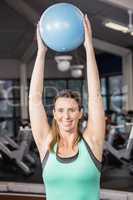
top-left (104, 21), bottom-right (129, 33)
top-left (54, 55), bottom-right (72, 72)
top-left (71, 69), bottom-right (82, 78)
top-left (57, 60), bottom-right (70, 72)
top-left (71, 65), bottom-right (84, 78)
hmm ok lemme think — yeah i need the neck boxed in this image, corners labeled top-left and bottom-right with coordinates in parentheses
top-left (59, 130), bottom-right (78, 149)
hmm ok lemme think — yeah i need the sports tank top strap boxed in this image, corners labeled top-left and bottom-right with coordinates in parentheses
top-left (41, 143), bottom-right (57, 169)
top-left (42, 150), bottom-right (49, 169)
top-left (81, 136), bottom-right (102, 172)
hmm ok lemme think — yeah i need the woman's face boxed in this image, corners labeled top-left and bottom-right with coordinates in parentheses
top-left (53, 97), bottom-right (82, 133)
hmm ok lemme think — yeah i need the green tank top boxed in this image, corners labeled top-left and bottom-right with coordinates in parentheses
top-left (42, 136), bottom-right (101, 200)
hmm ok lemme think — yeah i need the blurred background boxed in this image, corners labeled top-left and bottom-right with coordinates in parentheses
top-left (1, 0), bottom-right (133, 199)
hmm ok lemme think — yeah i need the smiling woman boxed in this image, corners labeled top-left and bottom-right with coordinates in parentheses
top-left (29, 14), bottom-right (105, 200)
top-left (50, 90), bottom-right (83, 152)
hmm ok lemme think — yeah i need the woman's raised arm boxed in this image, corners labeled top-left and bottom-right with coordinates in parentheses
top-left (83, 15), bottom-right (105, 161)
top-left (29, 26), bottom-right (51, 161)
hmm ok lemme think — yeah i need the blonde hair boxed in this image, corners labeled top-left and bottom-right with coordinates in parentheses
top-left (49, 90), bottom-right (83, 153)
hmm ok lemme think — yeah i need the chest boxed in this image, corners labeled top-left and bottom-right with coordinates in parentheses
top-left (57, 146), bottom-right (78, 157)
top-left (42, 146), bottom-right (99, 184)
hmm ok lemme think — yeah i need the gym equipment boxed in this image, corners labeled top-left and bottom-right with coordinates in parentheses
top-left (0, 126), bottom-right (36, 175)
top-left (39, 3), bottom-right (84, 52)
top-left (103, 122), bottom-right (133, 173)
top-left (106, 124), bottom-right (126, 146)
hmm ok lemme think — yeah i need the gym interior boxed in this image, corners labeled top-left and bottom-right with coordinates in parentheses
top-left (1, 0), bottom-right (133, 200)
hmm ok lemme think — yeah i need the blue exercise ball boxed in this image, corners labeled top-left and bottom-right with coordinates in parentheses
top-left (39, 3), bottom-right (84, 52)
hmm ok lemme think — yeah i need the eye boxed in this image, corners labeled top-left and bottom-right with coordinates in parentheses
top-left (69, 108), bottom-right (76, 112)
top-left (57, 108), bottom-right (64, 113)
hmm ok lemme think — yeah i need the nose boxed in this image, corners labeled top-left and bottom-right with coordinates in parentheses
top-left (64, 111), bottom-right (70, 119)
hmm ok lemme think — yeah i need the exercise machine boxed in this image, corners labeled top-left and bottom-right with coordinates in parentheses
top-left (0, 125), bottom-right (36, 175)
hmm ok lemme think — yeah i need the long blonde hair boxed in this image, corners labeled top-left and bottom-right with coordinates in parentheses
top-left (49, 90), bottom-right (83, 153)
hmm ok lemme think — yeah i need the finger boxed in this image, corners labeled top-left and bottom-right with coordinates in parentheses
top-left (36, 24), bottom-right (42, 40)
top-left (85, 14), bottom-right (89, 22)
top-left (83, 15), bottom-right (87, 31)
top-left (85, 14), bottom-right (91, 29)
top-left (37, 23), bottom-right (40, 33)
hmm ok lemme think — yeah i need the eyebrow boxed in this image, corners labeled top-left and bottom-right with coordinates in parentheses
top-left (55, 107), bottom-right (79, 110)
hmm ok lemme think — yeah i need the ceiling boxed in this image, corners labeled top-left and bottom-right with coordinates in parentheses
top-left (1, 0), bottom-right (133, 64)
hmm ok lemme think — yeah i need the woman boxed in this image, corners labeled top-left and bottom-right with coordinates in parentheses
top-left (29, 14), bottom-right (105, 200)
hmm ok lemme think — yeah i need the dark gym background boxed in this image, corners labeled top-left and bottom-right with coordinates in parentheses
top-left (0, 0), bottom-right (133, 200)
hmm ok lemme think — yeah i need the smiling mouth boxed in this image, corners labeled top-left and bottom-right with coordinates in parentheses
top-left (63, 120), bottom-right (73, 123)
top-left (63, 120), bottom-right (72, 125)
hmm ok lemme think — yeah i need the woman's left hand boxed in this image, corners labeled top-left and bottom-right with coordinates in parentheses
top-left (36, 24), bottom-right (47, 53)
top-left (83, 14), bottom-right (93, 48)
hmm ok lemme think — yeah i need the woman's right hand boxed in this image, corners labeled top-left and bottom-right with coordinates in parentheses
top-left (83, 14), bottom-right (93, 49)
top-left (36, 24), bottom-right (47, 53)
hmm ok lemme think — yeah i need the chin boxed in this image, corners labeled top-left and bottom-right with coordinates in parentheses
top-left (63, 126), bottom-right (75, 132)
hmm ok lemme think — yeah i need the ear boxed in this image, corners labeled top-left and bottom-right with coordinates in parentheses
top-left (79, 110), bottom-right (83, 119)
